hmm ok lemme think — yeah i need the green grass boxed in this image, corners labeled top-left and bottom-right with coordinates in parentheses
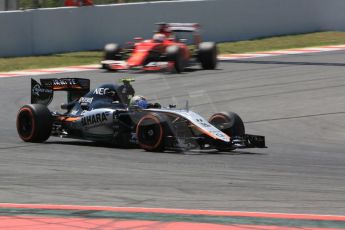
top-left (1, 31), bottom-right (345, 72)
top-left (0, 52), bottom-right (102, 72)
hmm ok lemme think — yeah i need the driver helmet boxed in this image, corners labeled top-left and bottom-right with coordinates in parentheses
top-left (159, 24), bottom-right (171, 34)
top-left (153, 33), bottom-right (166, 42)
top-left (130, 95), bottom-right (148, 109)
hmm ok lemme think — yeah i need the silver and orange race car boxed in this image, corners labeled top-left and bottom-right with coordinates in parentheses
top-left (16, 78), bottom-right (266, 152)
top-left (101, 23), bottom-right (218, 73)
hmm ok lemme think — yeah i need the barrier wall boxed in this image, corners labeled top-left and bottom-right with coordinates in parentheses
top-left (1, 0), bottom-right (345, 57)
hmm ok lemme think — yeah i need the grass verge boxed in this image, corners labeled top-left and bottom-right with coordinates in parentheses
top-left (0, 52), bottom-right (102, 72)
top-left (1, 31), bottom-right (345, 72)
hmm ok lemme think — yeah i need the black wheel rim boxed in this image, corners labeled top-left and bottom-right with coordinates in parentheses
top-left (139, 119), bottom-right (161, 147)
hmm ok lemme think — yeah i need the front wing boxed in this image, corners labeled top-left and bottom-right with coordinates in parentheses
top-left (101, 60), bottom-right (174, 72)
top-left (230, 134), bottom-right (266, 149)
top-left (170, 134), bottom-right (266, 151)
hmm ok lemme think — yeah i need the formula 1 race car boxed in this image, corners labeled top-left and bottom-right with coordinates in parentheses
top-left (16, 78), bottom-right (266, 152)
top-left (101, 23), bottom-right (218, 73)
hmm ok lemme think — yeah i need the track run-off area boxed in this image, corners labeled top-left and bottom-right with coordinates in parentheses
top-left (0, 50), bottom-right (345, 229)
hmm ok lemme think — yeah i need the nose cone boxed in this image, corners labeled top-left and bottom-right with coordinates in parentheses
top-left (127, 51), bottom-right (147, 67)
top-left (127, 42), bottom-right (159, 67)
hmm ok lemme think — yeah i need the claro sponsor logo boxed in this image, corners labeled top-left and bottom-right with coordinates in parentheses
top-left (81, 111), bottom-right (110, 127)
top-left (79, 97), bottom-right (93, 103)
top-left (32, 84), bottom-right (53, 96)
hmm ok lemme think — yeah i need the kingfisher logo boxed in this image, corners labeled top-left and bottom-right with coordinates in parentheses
top-left (81, 112), bottom-right (110, 127)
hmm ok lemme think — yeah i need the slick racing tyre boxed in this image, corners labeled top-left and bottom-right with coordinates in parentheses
top-left (16, 104), bottom-right (53, 143)
top-left (136, 113), bottom-right (170, 152)
top-left (208, 112), bottom-right (245, 137)
top-left (104, 43), bottom-right (121, 61)
top-left (103, 43), bottom-right (121, 70)
top-left (197, 42), bottom-right (218, 70)
top-left (166, 45), bottom-right (185, 73)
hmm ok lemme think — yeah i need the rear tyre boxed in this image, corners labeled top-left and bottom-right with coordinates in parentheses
top-left (136, 113), bottom-right (170, 152)
top-left (198, 42), bottom-right (218, 70)
top-left (208, 112), bottom-right (245, 137)
top-left (16, 104), bottom-right (53, 143)
top-left (166, 45), bottom-right (185, 73)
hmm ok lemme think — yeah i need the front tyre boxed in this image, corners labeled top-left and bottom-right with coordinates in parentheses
top-left (16, 104), bottom-right (53, 143)
top-left (136, 113), bottom-right (169, 152)
top-left (166, 45), bottom-right (185, 73)
top-left (198, 42), bottom-right (218, 70)
top-left (104, 43), bottom-right (121, 61)
top-left (208, 112), bottom-right (245, 137)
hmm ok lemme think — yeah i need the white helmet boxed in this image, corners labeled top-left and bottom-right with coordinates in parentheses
top-left (130, 95), bottom-right (148, 108)
top-left (153, 33), bottom-right (166, 42)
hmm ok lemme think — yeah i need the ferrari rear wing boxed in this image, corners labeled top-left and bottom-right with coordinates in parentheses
top-left (157, 22), bottom-right (200, 32)
top-left (31, 78), bottom-right (90, 105)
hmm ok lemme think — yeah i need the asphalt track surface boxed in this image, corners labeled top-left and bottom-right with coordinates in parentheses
top-left (0, 51), bottom-right (345, 216)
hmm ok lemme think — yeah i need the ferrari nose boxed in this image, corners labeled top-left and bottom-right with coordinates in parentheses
top-left (127, 52), bottom-right (147, 67)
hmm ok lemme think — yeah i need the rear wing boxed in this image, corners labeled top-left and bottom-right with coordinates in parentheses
top-left (157, 22), bottom-right (200, 32)
top-left (31, 78), bottom-right (90, 105)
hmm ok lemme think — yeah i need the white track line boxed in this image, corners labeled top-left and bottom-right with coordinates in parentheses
top-left (0, 64), bottom-right (100, 78)
top-left (218, 44), bottom-right (345, 60)
top-left (1, 45), bottom-right (345, 78)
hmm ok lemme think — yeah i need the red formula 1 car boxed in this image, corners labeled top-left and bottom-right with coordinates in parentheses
top-left (101, 23), bottom-right (218, 73)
